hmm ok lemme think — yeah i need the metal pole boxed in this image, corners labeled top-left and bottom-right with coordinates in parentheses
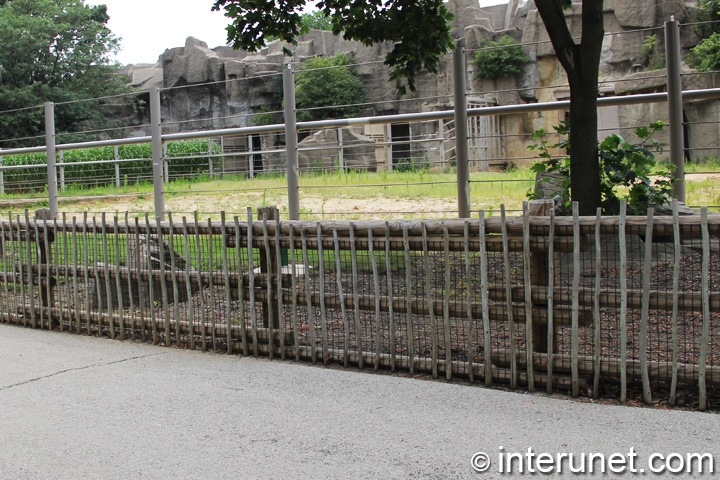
top-left (337, 127), bottom-right (345, 172)
top-left (453, 39), bottom-right (471, 218)
top-left (665, 18), bottom-right (685, 202)
top-left (208, 138), bottom-right (214, 178)
top-left (438, 119), bottom-right (446, 172)
top-left (283, 63), bottom-right (300, 220)
top-left (114, 145), bottom-right (120, 188)
top-left (44, 102), bottom-right (58, 218)
top-left (0, 150), bottom-right (4, 194)
top-left (386, 123), bottom-right (393, 171)
top-left (58, 150), bottom-right (65, 192)
top-left (150, 87), bottom-right (165, 221)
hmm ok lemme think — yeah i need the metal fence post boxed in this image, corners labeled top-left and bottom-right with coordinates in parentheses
top-left (0, 149), bottom-right (4, 194)
top-left (665, 17), bottom-right (685, 202)
top-left (283, 63), bottom-right (300, 220)
top-left (453, 40), bottom-right (471, 218)
top-left (58, 150), bottom-right (65, 192)
top-left (208, 138), bottom-right (215, 178)
top-left (44, 102), bottom-right (58, 218)
top-left (438, 119), bottom-right (446, 172)
top-left (150, 87), bottom-right (165, 221)
top-left (337, 127), bottom-right (345, 172)
top-left (114, 145), bottom-right (120, 188)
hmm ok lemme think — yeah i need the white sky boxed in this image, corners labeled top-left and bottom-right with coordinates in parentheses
top-left (88, 0), bottom-right (508, 66)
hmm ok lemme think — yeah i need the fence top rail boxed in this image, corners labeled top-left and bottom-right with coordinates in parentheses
top-left (4, 212), bottom-right (719, 239)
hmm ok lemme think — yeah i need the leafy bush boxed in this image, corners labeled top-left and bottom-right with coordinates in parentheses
top-left (527, 120), bottom-right (674, 215)
top-left (0, 140), bottom-right (220, 193)
top-left (471, 35), bottom-right (530, 80)
top-left (295, 54), bottom-right (368, 122)
top-left (687, 0), bottom-right (720, 71)
top-left (642, 34), bottom-right (666, 70)
top-left (688, 33), bottom-right (720, 72)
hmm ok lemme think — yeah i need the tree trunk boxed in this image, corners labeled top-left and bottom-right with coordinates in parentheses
top-left (568, 71), bottom-right (602, 216)
top-left (535, 0), bottom-right (605, 216)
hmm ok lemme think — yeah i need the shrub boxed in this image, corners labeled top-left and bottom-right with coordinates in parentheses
top-left (471, 35), bottom-right (530, 80)
top-left (295, 54), bottom-right (368, 122)
top-left (527, 120), bottom-right (674, 215)
top-left (688, 33), bottom-right (720, 72)
top-left (642, 34), bottom-right (666, 70)
top-left (0, 140), bottom-right (220, 193)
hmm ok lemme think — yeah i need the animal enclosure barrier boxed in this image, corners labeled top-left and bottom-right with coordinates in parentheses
top-left (0, 204), bottom-right (718, 408)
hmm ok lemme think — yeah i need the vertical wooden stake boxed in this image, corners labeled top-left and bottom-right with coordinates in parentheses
top-left (500, 205), bottom-right (516, 389)
top-left (522, 202), bottom-right (535, 391)
top-left (669, 199), bottom-right (680, 406)
top-left (479, 211), bottom-right (492, 386)
top-left (699, 207), bottom-right (710, 411)
top-left (571, 202), bottom-right (580, 398)
top-left (639, 208), bottom-right (654, 404)
top-left (301, 228), bottom-right (317, 364)
top-left (619, 200), bottom-right (628, 403)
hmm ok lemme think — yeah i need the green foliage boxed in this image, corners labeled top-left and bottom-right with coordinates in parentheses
top-left (211, 0), bottom-right (454, 94)
top-left (295, 54), bottom-right (368, 122)
top-left (299, 10), bottom-right (332, 31)
top-left (0, 0), bottom-right (133, 147)
top-left (0, 140), bottom-right (220, 193)
top-left (471, 35), bottom-right (530, 80)
top-left (689, 33), bottom-right (720, 72)
top-left (642, 34), bottom-right (666, 70)
top-left (527, 121), bottom-right (674, 215)
top-left (248, 105), bottom-right (280, 127)
top-left (688, 0), bottom-right (720, 71)
top-left (695, 0), bottom-right (720, 38)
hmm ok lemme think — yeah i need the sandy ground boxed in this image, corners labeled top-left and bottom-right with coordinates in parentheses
top-left (56, 193), bottom-right (461, 220)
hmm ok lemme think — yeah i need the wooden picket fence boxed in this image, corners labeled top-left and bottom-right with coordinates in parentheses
top-left (0, 201), bottom-right (718, 409)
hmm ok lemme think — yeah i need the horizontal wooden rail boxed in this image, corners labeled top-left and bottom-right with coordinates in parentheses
top-left (489, 286), bottom-right (720, 313)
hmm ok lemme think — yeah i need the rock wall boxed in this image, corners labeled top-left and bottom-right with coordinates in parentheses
top-left (121, 0), bottom-right (717, 169)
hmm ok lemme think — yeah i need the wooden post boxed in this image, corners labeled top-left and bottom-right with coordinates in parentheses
top-left (258, 206), bottom-right (279, 329)
top-left (528, 200), bottom-right (553, 353)
top-left (34, 208), bottom-right (56, 309)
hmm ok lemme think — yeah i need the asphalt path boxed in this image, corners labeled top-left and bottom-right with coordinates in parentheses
top-left (1, 323), bottom-right (718, 479)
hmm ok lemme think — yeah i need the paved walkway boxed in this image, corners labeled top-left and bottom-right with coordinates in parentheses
top-left (1, 323), bottom-right (718, 479)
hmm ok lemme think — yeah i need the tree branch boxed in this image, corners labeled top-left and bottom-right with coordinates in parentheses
top-left (534, 0), bottom-right (578, 74)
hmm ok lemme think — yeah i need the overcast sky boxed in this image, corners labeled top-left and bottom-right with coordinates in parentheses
top-left (88, 0), bottom-right (508, 66)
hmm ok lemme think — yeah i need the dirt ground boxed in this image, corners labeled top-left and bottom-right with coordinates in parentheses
top-left (55, 193), bottom-right (460, 220)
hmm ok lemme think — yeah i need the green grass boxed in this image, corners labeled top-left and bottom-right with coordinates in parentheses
top-left (2, 161), bottom-right (719, 220)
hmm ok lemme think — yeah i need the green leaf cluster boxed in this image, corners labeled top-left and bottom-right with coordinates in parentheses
top-left (0, 0), bottom-right (133, 147)
top-left (299, 11), bottom-right (333, 32)
top-left (688, 0), bottom-right (720, 71)
top-left (688, 33), bottom-right (720, 72)
top-left (642, 34), bottom-right (666, 70)
top-left (0, 140), bottom-right (220, 193)
top-left (528, 120), bottom-right (674, 215)
top-left (471, 35), bottom-right (530, 80)
top-left (295, 54), bottom-right (368, 122)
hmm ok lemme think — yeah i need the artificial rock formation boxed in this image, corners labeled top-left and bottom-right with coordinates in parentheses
top-left (119, 1), bottom-right (717, 168)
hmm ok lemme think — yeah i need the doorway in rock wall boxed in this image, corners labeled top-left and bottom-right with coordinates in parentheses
top-left (391, 123), bottom-right (411, 167)
top-left (251, 134), bottom-right (263, 176)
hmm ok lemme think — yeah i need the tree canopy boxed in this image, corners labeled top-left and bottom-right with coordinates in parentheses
top-left (295, 54), bottom-right (367, 121)
top-left (0, 0), bottom-right (131, 147)
top-left (211, 0), bottom-right (454, 94)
